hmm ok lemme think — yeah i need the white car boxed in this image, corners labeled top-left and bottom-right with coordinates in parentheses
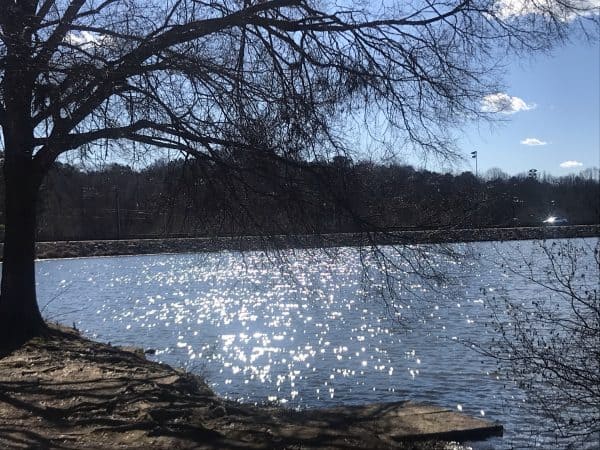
top-left (542, 216), bottom-right (568, 225)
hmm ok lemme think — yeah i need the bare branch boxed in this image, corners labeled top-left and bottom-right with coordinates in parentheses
top-left (35, 0), bottom-right (86, 69)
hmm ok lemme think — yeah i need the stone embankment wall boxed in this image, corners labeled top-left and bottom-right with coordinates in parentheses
top-left (0, 225), bottom-right (597, 260)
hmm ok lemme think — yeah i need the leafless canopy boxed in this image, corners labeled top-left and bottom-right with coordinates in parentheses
top-left (482, 239), bottom-right (600, 446)
top-left (1, 0), bottom-right (597, 176)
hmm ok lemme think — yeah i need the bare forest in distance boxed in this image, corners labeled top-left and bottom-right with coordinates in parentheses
top-left (1, 156), bottom-right (596, 242)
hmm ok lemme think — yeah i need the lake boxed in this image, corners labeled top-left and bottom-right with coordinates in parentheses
top-left (33, 238), bottom-right (598, 449)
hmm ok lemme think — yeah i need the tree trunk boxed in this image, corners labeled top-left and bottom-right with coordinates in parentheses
top-left (0, 29), bottom-right (47, 348)
top-left (0, 154), bottom-right (47, 349)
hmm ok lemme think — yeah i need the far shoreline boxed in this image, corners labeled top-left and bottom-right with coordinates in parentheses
top-left (2, 225), bottom-right (596, 260)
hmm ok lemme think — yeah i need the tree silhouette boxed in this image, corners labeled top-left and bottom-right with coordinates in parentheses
top-left (480, 240), bottom-right (599, 446)
top-left (0, 1), bottom-right (598, 346)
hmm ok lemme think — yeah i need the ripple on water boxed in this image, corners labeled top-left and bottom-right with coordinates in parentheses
top-left (33, 240), bottom-right (599, 449)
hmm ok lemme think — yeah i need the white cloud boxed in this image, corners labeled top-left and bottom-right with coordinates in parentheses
top-left (64, 31), bottom-right (108, 49)
top-left (521, 137), bottom-right (547, 146)
top-left (496, 0), bottom-right (600, 21)
top-left (560, 160), bottom-right (584, 168)
top-left (481, 93), bottom-right (535, 114)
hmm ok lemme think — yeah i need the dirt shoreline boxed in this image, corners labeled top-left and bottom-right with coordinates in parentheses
top-left (6, 225), bottom-right (598, 260)
top-left (0, 324), bottom-right (502, 449)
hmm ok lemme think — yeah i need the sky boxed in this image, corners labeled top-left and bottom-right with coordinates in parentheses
top-left (455, 38), bottom-right (600, 177)
top-left (88, 39), bottom-right (600, 177)
top-left (52, 2), bottom-right (599, 178)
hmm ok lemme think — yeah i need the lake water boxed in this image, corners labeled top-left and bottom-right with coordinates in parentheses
top-left (33, 238), bottom-right (598, 449)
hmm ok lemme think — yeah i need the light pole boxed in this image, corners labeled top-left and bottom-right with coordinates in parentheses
top-left (471, 151), bottom-right (478, 177)
top-left (528, 168), bottom-right (538, 180)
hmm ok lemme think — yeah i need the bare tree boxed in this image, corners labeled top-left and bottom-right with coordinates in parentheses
top-left (0, 1), bottom-right (598, 347)
top-left (481, 239), bottom-right (599, 447)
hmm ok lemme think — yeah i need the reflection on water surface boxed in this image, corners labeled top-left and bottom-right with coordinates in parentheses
top-left (32, 238), bottom-right (598, 448)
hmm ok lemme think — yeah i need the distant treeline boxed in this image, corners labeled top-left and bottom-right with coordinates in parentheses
top-left (1, 156), bottom-right (598, 241)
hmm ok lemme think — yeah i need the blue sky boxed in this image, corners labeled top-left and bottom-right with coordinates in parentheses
top-left (55, 3), bottom-right (599, 178)
top-left (457, 39), bottom-right (599, 177)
